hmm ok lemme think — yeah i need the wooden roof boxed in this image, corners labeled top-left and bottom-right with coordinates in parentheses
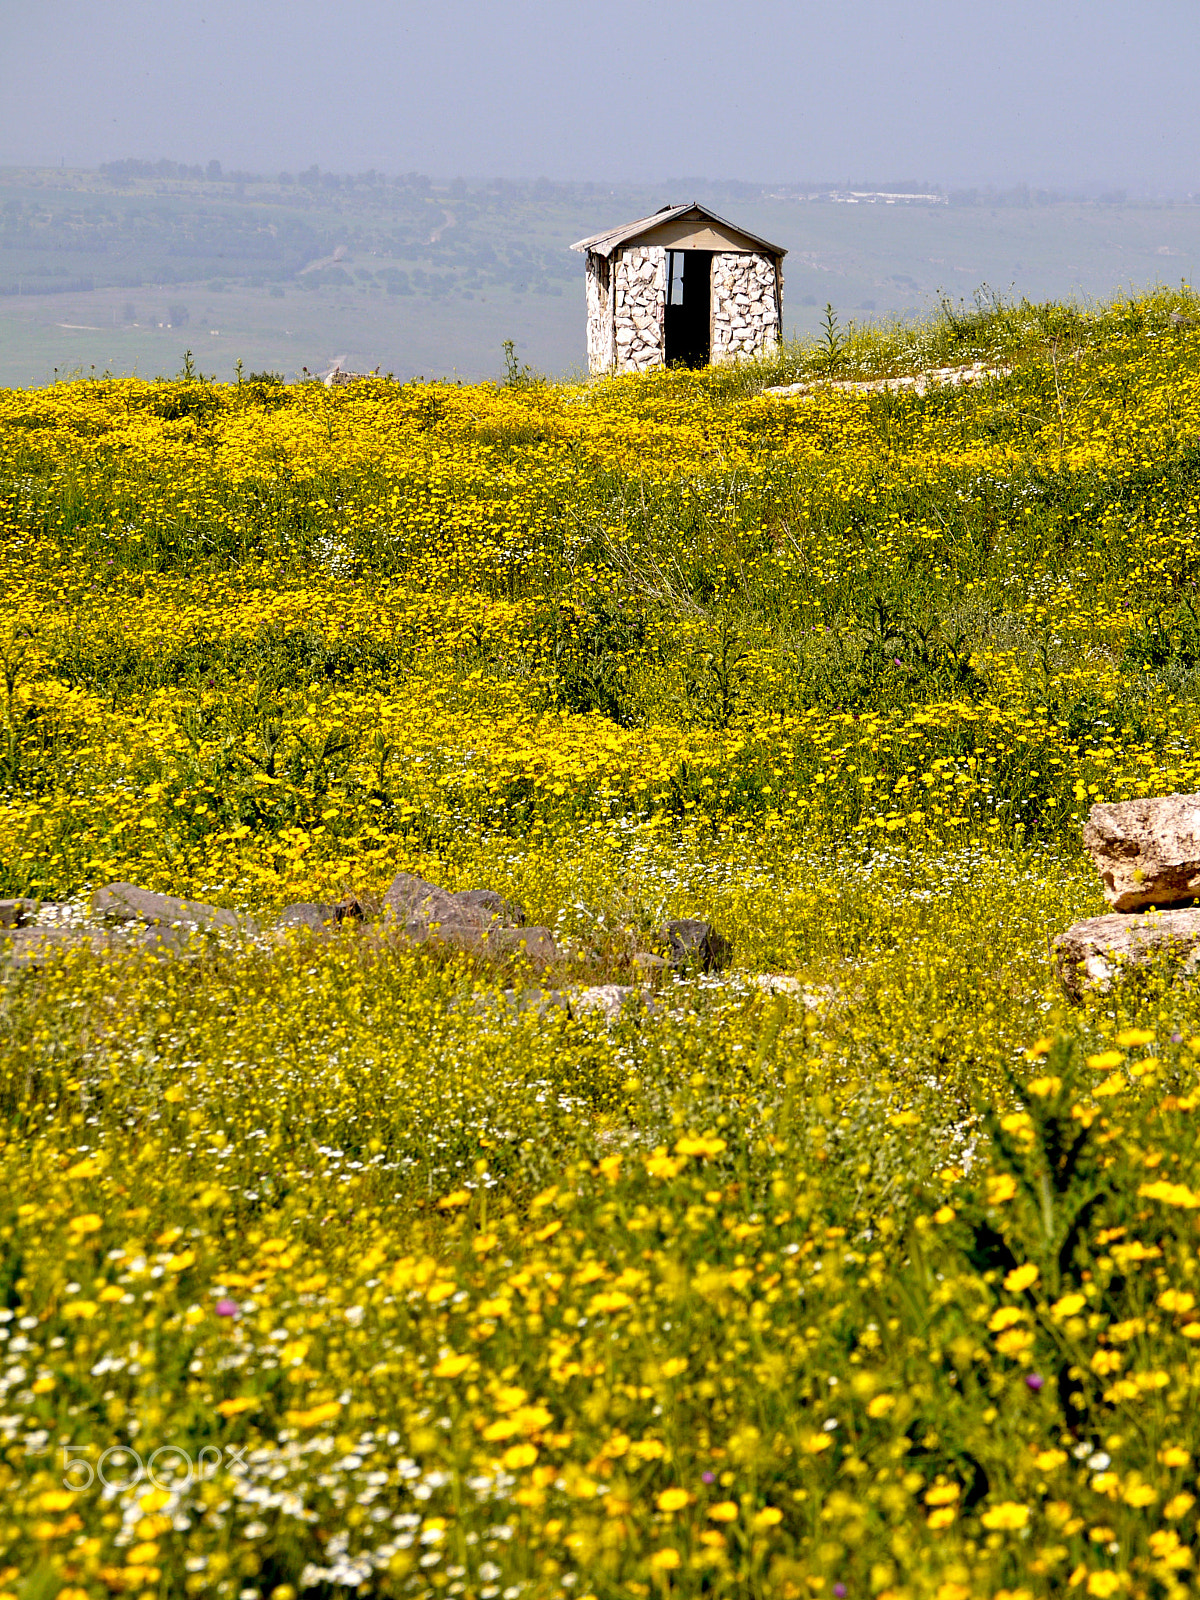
top-left (570, 202), bottom-right (787, 260)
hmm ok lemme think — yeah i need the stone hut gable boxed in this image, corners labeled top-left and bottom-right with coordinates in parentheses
top-left (572, 203), bottom-right (786, 376)
top-left (571, 202), bottom-right (785, 261)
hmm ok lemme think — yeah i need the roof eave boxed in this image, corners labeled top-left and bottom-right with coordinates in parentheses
top-left (570, 204), bottom-right (693, 256)
top-left (570, 201), bottom-right (787, 259)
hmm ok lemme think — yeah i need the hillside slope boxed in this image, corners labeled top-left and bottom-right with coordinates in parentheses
top-left (3, 293), bottom-right (1200, 1597)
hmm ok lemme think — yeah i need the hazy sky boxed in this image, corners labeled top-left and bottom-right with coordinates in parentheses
top-left (2, 0), bottom-right (1198, 189)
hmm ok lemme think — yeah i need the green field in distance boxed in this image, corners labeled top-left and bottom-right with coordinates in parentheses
top-left (3, 164), bottom-right (1198, 384)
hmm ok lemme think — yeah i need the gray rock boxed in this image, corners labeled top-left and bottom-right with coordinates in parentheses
top-left (0, 899), bottom-right (37, 929)
top-left (663, 919), bottom-right (732, 972)
top-left (570, 984), bottom-right (642, 1023)
top-left (277, 900), bottom-right (363, 931)
top-left (1083, 794), bottom-right (1200, 911)
top-left (396, 918), bottom-right (476, 950)
top-left (382, 872), bottom-right (523, 932)
top-left (474, 987), bottom-right (573, 1019)
top-left (92, 882), bottom-right (248, 932)
top-left (1055, 907), bottom-right (1200, 1001)
top-left (2, 923), bottom-right (201, 971)
top-left (382, 872), bottom-right (457, 924)
top-left (0, 927), bottom-right (111, 969)
top-left (396, 918), bottom-right (560, 964)
top-left (134, 926), bottom-right (196, 959)
top-left (488, 926), bottom-right (560, 963)
top-left (632, 951), bottom-right (670, 972)
top-left (452, 888), bottom-right (525, 926)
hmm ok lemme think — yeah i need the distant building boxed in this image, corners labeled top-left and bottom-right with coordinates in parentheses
top-left (571, 202), bottom-right (787, 375)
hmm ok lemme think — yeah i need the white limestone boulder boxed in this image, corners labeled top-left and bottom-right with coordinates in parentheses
top-left (1054, 907), bottom-right (1200, 1001)
top-left (1083, 793), bottom-right (1200, 911)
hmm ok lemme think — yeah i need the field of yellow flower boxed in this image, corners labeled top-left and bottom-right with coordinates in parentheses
top-left (6, 290), bottom-right (1200, 1599)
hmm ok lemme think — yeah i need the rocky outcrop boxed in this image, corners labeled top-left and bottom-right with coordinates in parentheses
top-left (381, 872), bottom-right (555, 962)
top-left (0, 928), bottom-right (109, 968)
top-left (1055, 795), bottom-right (1200, 999)
top-left (764, 361), bottom-right (1008, 400)
top-left (1083, 793), bottom-right (1200, 911)
top-left (277, 900), bottom-right (364, 931)
top-left (0, 924), bottom-right (191, 970)
top-left (4, 874), bottom-right (731, 985)
top-left (92, 883), bottom-right (249, 932)
top-left (1055, 908), bottom-right (1200, 1002)
top-left (383, 872), bottom-right (524, 932)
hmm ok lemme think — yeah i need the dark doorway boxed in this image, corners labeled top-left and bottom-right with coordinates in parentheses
top-left (664, 250), bottom-right (712, 368)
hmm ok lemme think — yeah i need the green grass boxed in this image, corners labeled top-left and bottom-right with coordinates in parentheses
top-left (5, 291), bottom-right (1200, 1598)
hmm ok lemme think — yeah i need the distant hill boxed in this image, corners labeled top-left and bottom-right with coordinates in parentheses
top-left (2, 164), bottom-right (1200, 386)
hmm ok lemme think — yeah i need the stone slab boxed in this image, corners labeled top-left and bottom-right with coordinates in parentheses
top-left (1, 928), bottom-right (111, 969)
top-left (1054, 907), bottom-right (1200, 1000)
top-left (405, 922), bottom-right (560, 964)
top-left (276, 900), bottom-right (363, 931)
top-left (570, 984), bottom-right (642, 1023)
top-left (91, 882), bottom-right (247, 932)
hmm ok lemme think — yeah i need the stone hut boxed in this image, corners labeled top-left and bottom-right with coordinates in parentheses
top-left (571, 202), bottom-right (786, 375)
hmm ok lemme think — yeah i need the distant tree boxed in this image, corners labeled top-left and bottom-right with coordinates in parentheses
top-left (166, 303), bottom-right (189, 327)
top-left (206, 159), bottom-right (222, 182)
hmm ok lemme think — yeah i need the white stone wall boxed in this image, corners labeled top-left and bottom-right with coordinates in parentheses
top-left (710, 252), bottom-right (781, 363)
top-left (584, 243), bottom-right (780, 372)
top-left (584, 253), bottom-right (614, 373)
top-left (612, 245), bottom-right (666, 373)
